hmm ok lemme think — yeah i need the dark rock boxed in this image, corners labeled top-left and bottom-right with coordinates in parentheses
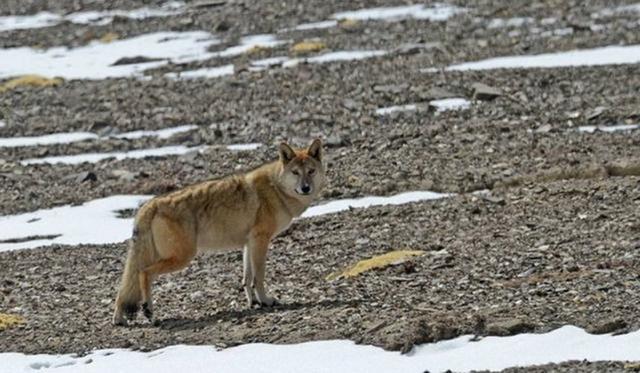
top-left (393, 42), bottom-right (441, 55)
top-left (588, 318), bottom-right (627, 334)
top-left (111, 56), bottom-right (165, 66)
top-left (373, 84), bottom-right (408, 94)
top-left (417, 87), bottom-right (457, 101)
top-left (471, 82), bottom-right (502, 101)
top-left (63, 171), bottom-right (97, 183)
top-left (486, 318), bottom-right (535, 336)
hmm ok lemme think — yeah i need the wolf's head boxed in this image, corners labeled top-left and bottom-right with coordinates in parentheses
top-left (278, 139), bottom-right (325, 198)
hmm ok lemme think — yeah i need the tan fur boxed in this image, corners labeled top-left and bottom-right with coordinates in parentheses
top-left (113, 140), bottom-right (325, 325)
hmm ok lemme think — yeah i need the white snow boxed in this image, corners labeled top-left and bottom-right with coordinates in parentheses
top-left (429, 98), bottom-right (471, 112)
top-left (302, 50), bottom-right (387, 64)
top-left (20, 145), bottom-right (204, 165)
top-left (0, 12), bottom-right (60, 32)
top-left (64, 2), bottom-right (183, 26)
top-left (375, 98), bottom-right (471, 116)
top-left (0, 2), bottom-right (183, 32)
top-left (226, 143), bottom-right (263, 151)
top-left (291, 20), bottom-right (338, 31)
top-left (213, 34), bottom-right (286, 58)
top-left (3, 326), bottom-right (640, 373)
top-left (282, 50), bottom-right (387, 67)
top-left (578, 124), bottom-right (640, 133)
top-left (165, 65), bottom-right (234, 79)
top-left (0, 190), bottom-right (449, 251)
top-left (0, 132), bottom-right (98, 147)
top-left (487, 17), bottom-right (534, 29)
top-left (0, 31), bottom-right (219, 80)
top-left (0, 195), bottom-right (151, 251)
top-left (0, 120), bottom-right (5, 128)
top-left (302, 191), bottom-right (451, 218)
top-left (375, 104), bottom-right (418, 116)
top-left (332, 3), bottom-right (465, 22)
top-left (447, 44), bottom-right (640, 71)
top-left (113, 124), bottom-right (198, 140)
top-left (0, 125), bottom-right (198, 148)
top-left (250, 56), bottom-right (291, 69)
top-left (594, 3), bottom-right (640, 18)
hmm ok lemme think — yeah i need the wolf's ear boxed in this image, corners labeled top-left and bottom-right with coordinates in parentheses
top-left (279, 142), bottom-right (296, 164)
top-left (307, 138), bottom-right (322, 161)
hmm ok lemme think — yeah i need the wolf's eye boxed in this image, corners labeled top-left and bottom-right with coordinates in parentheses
top-left (292, 170), bottom-right (300, 176)
top-left (308, 169), bottom-right (315, 175)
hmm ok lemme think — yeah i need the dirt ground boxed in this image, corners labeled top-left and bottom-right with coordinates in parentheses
top-left (1, 0), bottom-right (639, 371)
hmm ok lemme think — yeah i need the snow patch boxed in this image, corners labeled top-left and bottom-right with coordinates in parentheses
top-left (375, 98), bottom-right (470, 116)
top-left (20, 145), bottom-right (204, 165)
top-left (0, 31), bottom-right (219, 80)
top-left (165, 65), bottom-right (234, 79)
top-left (226, 143), bottom-right (263, 151)
top-left (302, 191), bottom-right (451, 218)
top-left (447, 44), bottom-right (640, 71)
top-left (332, 3), bottom-right (465, 22)
top-left (487, 17), bottom-right (535, 29)
top-left (213, 34), bottom-right (286, 58)
top-left (113, 124), bottom-right (198, 140)
top-left (430, 98), bottom-right (471, 112)
top-left (0, 12), bottom-right (60, 32)
top-left (0, 195), bottom-right (152, 252)
top-left (375, 104), bottom-right (418, 116)
top-left (578, 124), bottom-right (640, 133)
top-left (0, 120), bottom-right (6, 128)
top-left (0, 132), bottom-right (98, 148)
top-left (2, 326), bottom-right (640, 373)
top-left (0, 2), bottom-right (183, 32)
top-left (0, 125), bottom-right (198, 148)
top-left (290, 20), bottom-right (338, 31)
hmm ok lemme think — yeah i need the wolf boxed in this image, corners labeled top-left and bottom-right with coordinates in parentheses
top-left (113, 139), bottom-right (325, 325)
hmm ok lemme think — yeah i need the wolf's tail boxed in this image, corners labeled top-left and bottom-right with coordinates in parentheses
top-left (113, 206), bottom-right (157, 325)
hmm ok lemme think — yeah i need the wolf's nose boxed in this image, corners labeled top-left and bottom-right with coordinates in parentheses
top-left (301, 185), bottom-right (311, 194)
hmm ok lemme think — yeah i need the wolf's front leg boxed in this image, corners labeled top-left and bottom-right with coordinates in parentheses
top-left (248, 234), bottom-right (277, 307)
top-left (243, 246), bottom-right (257, 307)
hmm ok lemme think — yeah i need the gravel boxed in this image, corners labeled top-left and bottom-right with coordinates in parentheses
top-left (1, 0), bottom-right (639, 370)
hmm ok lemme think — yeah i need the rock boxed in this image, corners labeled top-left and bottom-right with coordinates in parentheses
top-left (588, 318), bottom-right (627, 334)
top-left (215, 20), bottom-right (231, 32)
top-left (192, 0), bottom-right (227, 8)
top-left (342, 99), bottom-right (359, 110)
top-left (111, 56), bottom-right (164, 66)
top-left (393, 42), bottom-right (441, 55)
top-left (486, 318), bottom-right (534, 336)
top-left (534, 124), bottom-right (552, 133)
top-left (111, 170), bottom-right (136, 182)
top-left (373, 84), bottom-right (408, 94)
top-left (63, 171), bottom-right (97, 184)
top-left (586, 106), bottom-right (607, 120)
top-left (417, 87), bottom-right (457, 101)
top-left (325, 135), bottom-right (346, 147)
top-left (471, 82), bottom-right (502, 101)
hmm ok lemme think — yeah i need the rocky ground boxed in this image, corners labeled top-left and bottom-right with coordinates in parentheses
top-left (1, 0), bottom-right (639, 372)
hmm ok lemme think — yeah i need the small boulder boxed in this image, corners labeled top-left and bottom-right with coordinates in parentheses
top-left (471, 82), bottom-right (502, 101)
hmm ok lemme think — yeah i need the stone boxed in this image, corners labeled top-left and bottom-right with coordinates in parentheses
top-left (486, 318), bottom-right (534, 336)
top-left (471, 82), bottom-right (502, 101)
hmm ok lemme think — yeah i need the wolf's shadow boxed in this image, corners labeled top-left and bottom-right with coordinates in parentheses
top-left (156, 299), bottom-right (359, 331)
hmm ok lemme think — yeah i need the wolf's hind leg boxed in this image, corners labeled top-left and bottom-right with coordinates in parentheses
top-left (142, 216), bottom-right (196, 321)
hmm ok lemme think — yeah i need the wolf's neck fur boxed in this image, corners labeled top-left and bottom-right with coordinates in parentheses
top-left (249, 161), bottom-right (313, 218)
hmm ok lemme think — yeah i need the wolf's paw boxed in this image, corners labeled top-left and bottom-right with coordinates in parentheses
top-left (141, 302), bottom-right (154, 321)
top-left (112, 313), bottom-right (128, 326)
top-left (257, 295), bottom-right (278, 307)
top-left (122, 302), bottom-right (139, 320)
